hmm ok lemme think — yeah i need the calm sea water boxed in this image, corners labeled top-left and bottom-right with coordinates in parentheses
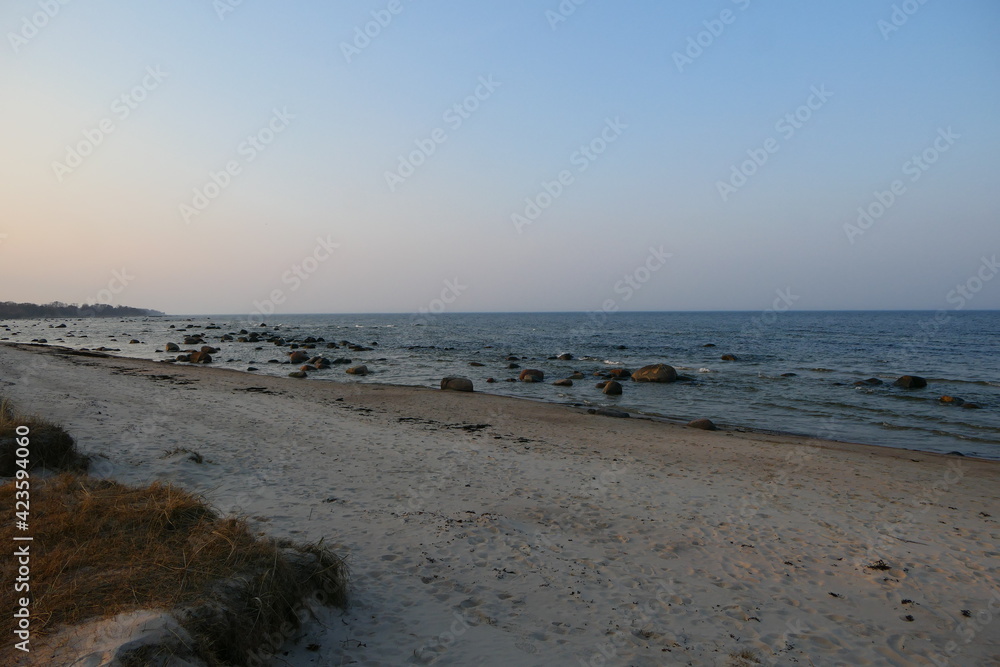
top-left (4, 311), bottom-right (999, 460)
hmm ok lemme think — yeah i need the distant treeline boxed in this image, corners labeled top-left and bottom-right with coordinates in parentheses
top-left (0, 301), bottom-right (165, 319)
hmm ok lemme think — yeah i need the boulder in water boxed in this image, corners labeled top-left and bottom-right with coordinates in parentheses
top-left (603, 380), bottom-right (623, 395)
top-left (893, 375), bottom-right (927, 389)
top-left (519, 369), bottom-right (544, 382)
top-left (632, 364), bottom-right (678, 383)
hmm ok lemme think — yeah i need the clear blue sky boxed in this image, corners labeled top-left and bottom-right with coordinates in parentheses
top-left (2, 0), bottom-right (998, 315)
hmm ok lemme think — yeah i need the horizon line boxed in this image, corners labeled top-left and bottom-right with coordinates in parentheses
top-left (154, 308), bottom-right (1000, 317)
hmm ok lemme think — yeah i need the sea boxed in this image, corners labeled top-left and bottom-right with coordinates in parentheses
top-left (3, 311), bottom-right (999, 460)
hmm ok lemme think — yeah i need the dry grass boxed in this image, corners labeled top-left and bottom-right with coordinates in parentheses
top-left (728, 648), bottom-right (763, 666)
top-left (0, 396), bottom-right (89, 475)
top-left (0, 473), bottom-right (349, 665)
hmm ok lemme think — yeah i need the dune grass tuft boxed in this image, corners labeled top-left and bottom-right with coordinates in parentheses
top-left (0, 473), bottom-right (349, 664)
top-left (0, 396), bottom-right (89, 475)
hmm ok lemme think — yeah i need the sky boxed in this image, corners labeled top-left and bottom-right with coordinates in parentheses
top-left (1, 0), bottom-right (998, 316)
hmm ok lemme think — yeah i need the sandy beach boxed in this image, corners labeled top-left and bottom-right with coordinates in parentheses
top-left (1, 342), bottom-right (998, 666)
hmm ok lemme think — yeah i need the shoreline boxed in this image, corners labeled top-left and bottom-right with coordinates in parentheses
top-left (4, 341), bottom-right (993, 464)
top-left (2, 341), bottom-right (998, 664)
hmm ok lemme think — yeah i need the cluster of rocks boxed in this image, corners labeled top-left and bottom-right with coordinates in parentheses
top-left (444, 363), bottom-right (682, 390)
top-left (439, 360), bottom-right (718, 428)
top-left (161, 324), bottom-right (381, 376)
top-left (543, 363), bottom-right (682, 392)
top-left (483, 362), bottom-right (684, 392)
top-left (853, 374), bottom-right (983, 409)
top-left (163, 343), bottom-right (219, 364)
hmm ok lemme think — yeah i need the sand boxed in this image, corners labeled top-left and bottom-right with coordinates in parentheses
top-left (1, 342), bottom-right (998, 666)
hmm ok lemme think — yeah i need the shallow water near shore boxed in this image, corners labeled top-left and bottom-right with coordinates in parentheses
top-left (3, 310), bottom-right (999, 459)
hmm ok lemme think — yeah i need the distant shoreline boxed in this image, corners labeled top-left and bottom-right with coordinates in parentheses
top-left (0, 303), bottom-right (164, 319)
